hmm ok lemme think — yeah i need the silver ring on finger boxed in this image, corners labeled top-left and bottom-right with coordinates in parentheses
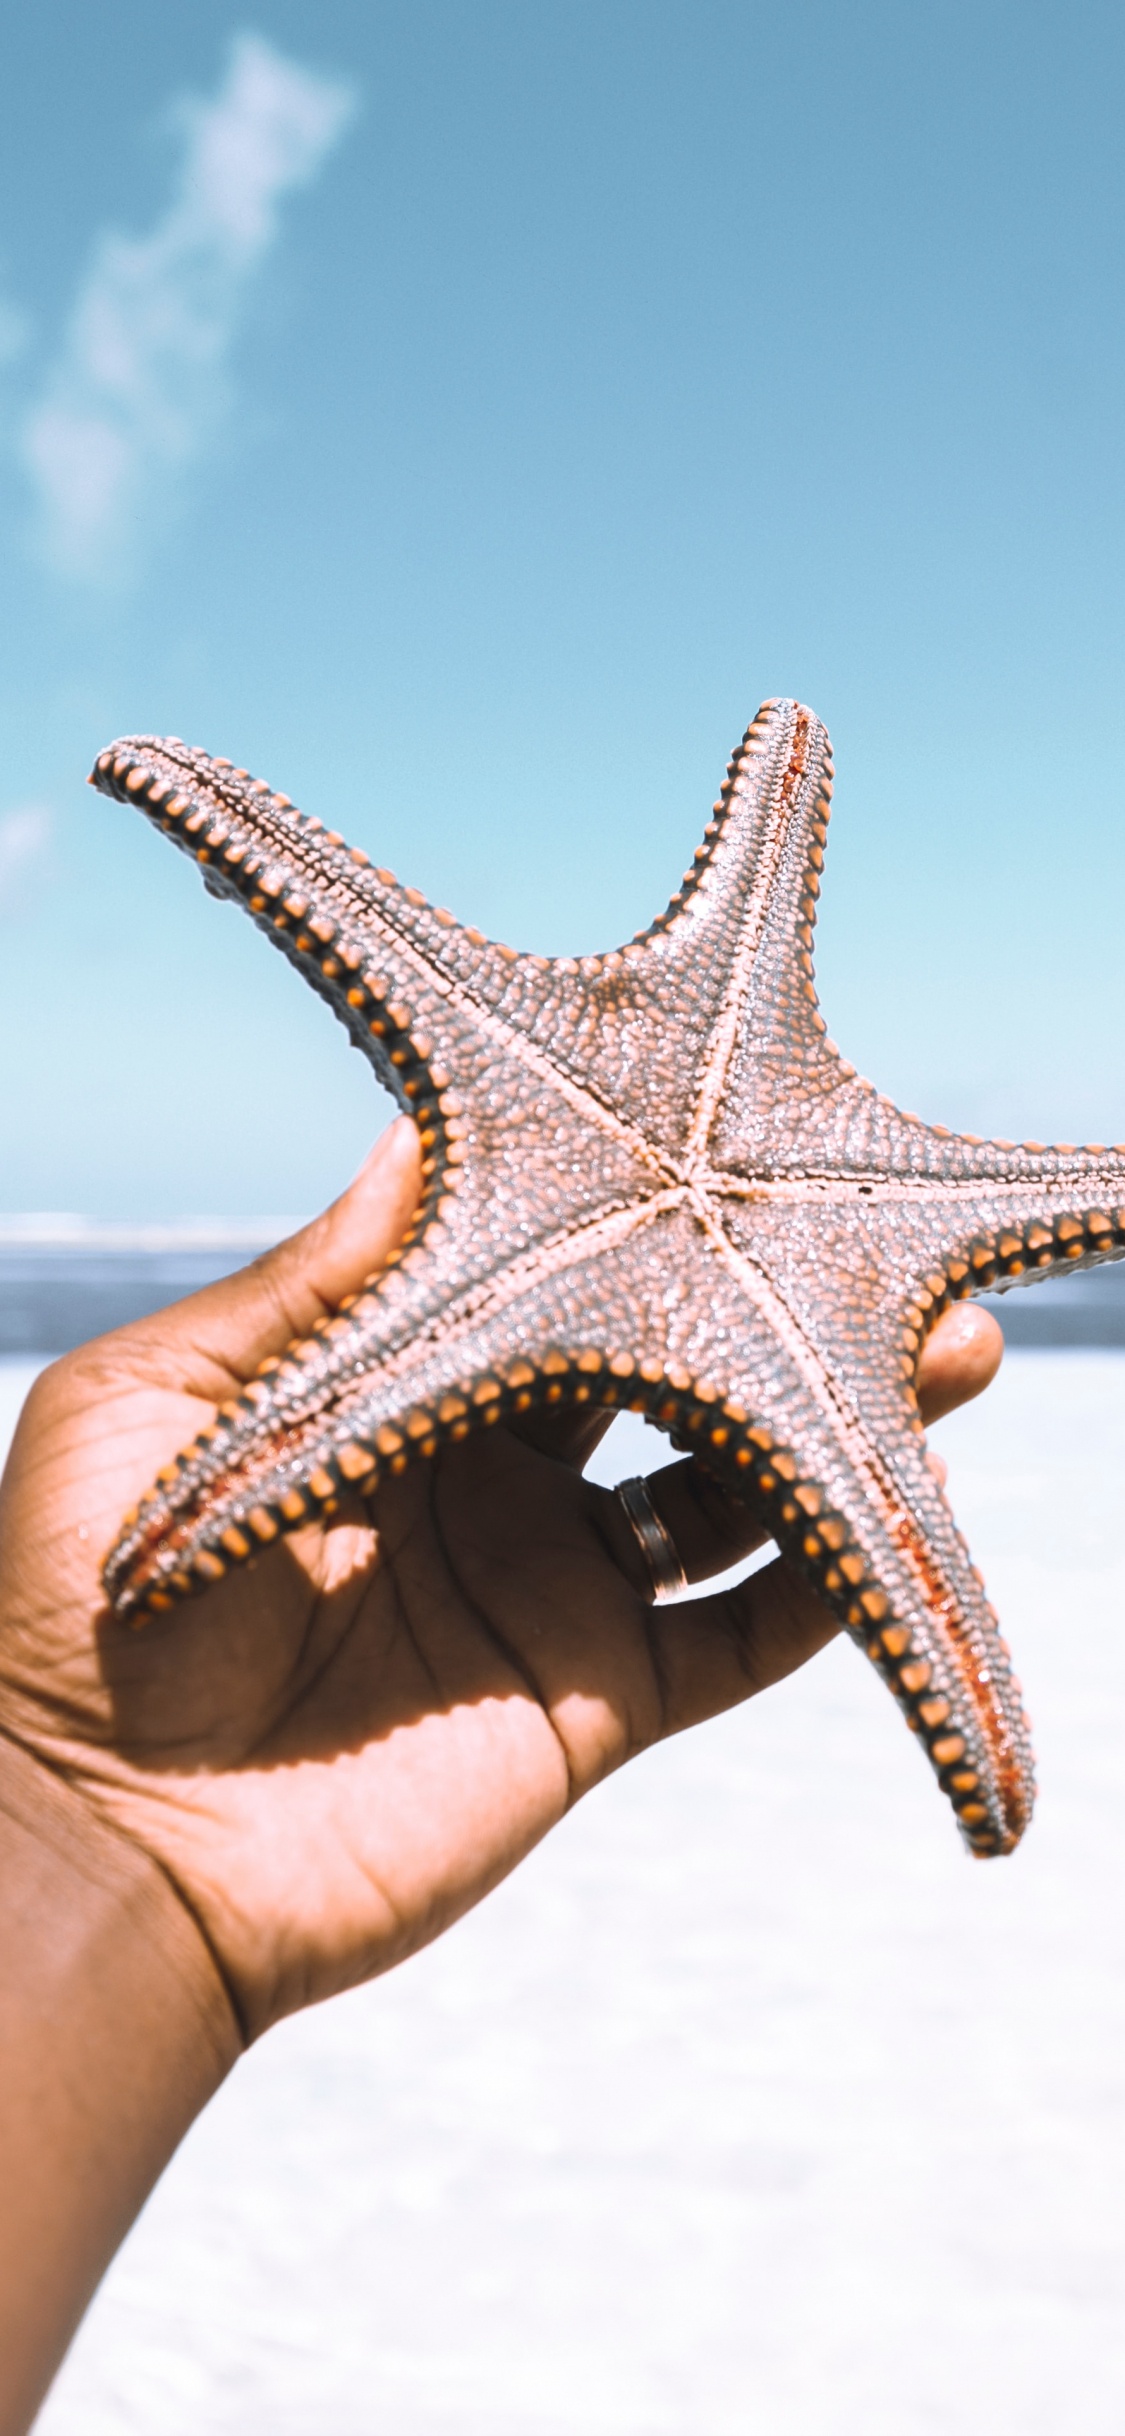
top-left (614, 1475), bottom-right (689, 1605)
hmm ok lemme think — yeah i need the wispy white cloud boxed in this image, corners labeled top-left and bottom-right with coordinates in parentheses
top-left (0, 806), bottom-right (51, 912)
top-left (22, 34), bottom-right (355, 584)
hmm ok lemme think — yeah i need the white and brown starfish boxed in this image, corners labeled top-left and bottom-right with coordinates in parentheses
top-left (90, 700), bottom-right (1125, 1856)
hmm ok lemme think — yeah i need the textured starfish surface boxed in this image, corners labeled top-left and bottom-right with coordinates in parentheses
top-left (91, 701), bottom-right (1125, 1856)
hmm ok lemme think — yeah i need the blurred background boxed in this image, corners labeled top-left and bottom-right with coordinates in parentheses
top-left (4, 4), bottom-right (1125, 2430)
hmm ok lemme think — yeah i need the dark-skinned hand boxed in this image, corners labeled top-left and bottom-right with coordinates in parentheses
top-left (0, 1117), bottom-right (1001, 2045)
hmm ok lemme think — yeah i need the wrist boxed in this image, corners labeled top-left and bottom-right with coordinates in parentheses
top-left (0, 1731), bottom-right (240, 2436)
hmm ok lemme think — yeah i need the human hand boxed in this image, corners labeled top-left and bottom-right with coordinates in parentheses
top-left (0, 1116), bottom-right (1003, 2431)
top-left (0, 1116), bottom-right (1001, 2044)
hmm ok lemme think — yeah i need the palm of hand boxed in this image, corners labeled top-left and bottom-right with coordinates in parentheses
top-left (0, 1123), bottom-right (997, 2042)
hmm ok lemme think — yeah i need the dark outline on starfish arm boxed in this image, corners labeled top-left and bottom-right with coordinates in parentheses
top-left (89, 702), bottom-right (1125, 1859)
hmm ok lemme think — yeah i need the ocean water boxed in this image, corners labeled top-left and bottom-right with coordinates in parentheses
top-left (4, 1239), bottom-right (1125, 1355)
top-left (4, 1352), bottom-right (1124, 2436)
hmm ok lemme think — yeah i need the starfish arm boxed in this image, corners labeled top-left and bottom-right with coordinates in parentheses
top-left (697, 1197), bottom-right (1034, 1854)
top-left (710, 1142), bottom-right (1125, 1296)
top-left (88, 736), bottom-right (593, 1088)
top-left (720, 1042), bottom-right (1125, 1196)
top-left (90, 733), bottom-right (668, 1229)
top-left (499, 697), bottom-right (839, 1155)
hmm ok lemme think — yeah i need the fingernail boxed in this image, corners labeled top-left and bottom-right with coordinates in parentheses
top-left (354, 1115), bottom-right (418, 1183)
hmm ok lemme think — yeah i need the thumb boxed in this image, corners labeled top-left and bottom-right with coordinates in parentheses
top-left (97, 1119), bottom-right (422, 1403)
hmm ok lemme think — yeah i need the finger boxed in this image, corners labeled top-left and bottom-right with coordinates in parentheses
top-left (592, 1459), bottom-right (769, 1597)
top-left (93, 1118), bottom-right (423, 1400)
top-left (594, 1301), bottom-right (1003, 1594)
top-left (642, 1458), bottom-right (771, 1579)
top-left (512, 1404), bottom-right (619, 1470)
top-left (916, 1301), bottom-right (1003, 1424)
top-left (647, 1555), bottom-right (840, 1738)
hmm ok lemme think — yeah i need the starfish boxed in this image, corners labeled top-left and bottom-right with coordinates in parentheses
top-left (90, 701), bottom-right (1125, 1858)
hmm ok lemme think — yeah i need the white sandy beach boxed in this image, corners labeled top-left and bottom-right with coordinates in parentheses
top-left (3, 1352), bottom-right (1123, 2436)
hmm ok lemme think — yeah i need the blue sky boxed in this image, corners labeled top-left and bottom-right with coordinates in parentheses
top-left (1, 0), bottom-right (1123, 1217)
